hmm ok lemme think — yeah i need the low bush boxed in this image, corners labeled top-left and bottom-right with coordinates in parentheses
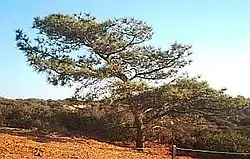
top-left (0, 98), bottom-right (134, 142)
top-left (205, 131), bottom-right (250, 153)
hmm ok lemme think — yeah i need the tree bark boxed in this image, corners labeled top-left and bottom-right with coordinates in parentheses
top-left (127, 91), bottom-right (145, 150)
top-left (134, 112), bottom-right (144, 149)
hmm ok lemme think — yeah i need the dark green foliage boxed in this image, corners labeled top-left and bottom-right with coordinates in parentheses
top-left (15, 13), bottom-right (192, 100)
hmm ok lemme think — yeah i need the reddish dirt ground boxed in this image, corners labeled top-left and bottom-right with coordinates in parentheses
top-left (0, 127), bottom-right (194, 159)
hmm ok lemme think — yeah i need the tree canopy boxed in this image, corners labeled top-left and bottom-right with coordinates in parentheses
top-left (16, 13), bottom-right (192, 100)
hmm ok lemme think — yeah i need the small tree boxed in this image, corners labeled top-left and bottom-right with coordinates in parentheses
top-left (16, 13), bottom-right (192, 148)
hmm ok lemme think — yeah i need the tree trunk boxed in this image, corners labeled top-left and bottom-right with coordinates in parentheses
top-left (128, 93), bottom-right (145, 150)
top-left (134, 113), bottom-right (144, 149)
top-left (135, 125), bottom-right (144, 149)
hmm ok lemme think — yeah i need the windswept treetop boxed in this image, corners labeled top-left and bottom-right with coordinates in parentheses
top-left (16, 13), bottom-right (192, 99)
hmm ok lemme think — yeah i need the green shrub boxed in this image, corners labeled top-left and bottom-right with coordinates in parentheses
top-left (205, 131), bottom-right (250, 153)
top-left (0, 98), bottom-right (135, 143)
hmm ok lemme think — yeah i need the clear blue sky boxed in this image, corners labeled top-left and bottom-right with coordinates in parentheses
top-left (0, 0), bottom-right (250, 99)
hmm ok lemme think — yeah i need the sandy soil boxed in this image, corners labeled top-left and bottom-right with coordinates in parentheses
top-left (0, 127), bottom-right (194, 159)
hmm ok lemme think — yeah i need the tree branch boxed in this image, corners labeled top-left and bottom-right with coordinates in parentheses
top-left (129, 55), bottom-right (182, 81)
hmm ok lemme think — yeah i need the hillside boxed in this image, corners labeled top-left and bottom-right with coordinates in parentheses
top-left (0, 127), bottom-right (193, 159)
